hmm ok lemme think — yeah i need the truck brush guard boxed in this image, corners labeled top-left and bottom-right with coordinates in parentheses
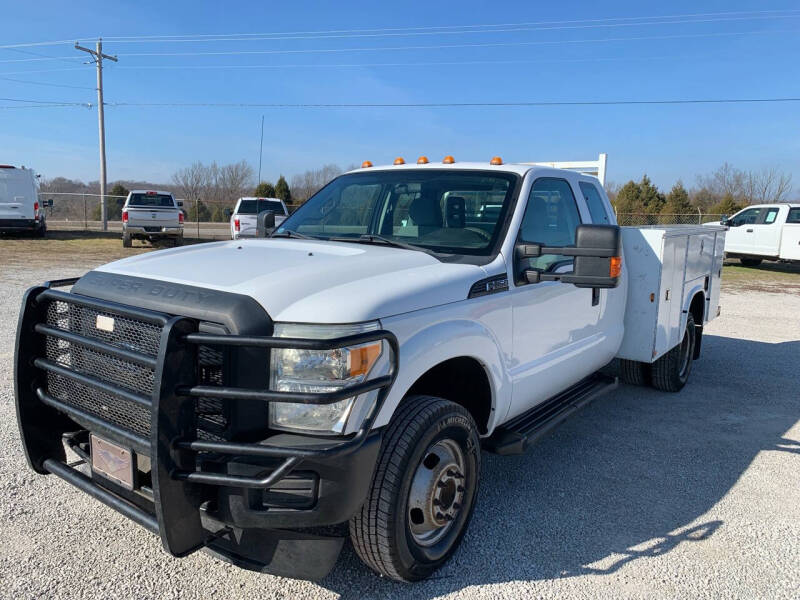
top-left (15, 278), bottom-right (398, 559)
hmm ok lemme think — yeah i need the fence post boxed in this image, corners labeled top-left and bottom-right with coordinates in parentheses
top-left (83, 193), bottom-right (87, 231)
top-left (698, 207), bottom-right (702, 225)
top-left (196, 199), bottom-right (200, 240)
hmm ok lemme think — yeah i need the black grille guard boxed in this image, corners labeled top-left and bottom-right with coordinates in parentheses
top-left (15, 278), bottom-right (399, 557)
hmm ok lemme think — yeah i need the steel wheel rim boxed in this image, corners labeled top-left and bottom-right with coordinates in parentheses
top-left (407, 438), bottom-right (467, 547)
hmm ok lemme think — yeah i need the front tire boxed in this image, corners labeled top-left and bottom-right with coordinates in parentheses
top-left (651, 313), bottom-right (696, 392)
top-left (740, 257), bottom-right (762, 267)
top-left (350, 396), bottom-right (481, 582)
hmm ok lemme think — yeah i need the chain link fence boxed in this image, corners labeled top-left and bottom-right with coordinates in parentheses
top-left (615, 213), bottom-right (725, 226)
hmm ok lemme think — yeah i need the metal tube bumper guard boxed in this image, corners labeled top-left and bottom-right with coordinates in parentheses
top-left (14, 278), bottom-right (398, 562)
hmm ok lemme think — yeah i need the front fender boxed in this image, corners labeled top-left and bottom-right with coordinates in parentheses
top-left (374, 315), bottom-right (511, 434)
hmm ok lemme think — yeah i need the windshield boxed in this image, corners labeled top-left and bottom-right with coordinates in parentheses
top-left (128, 193), bottom-right (175, 208)
top-left (276, 170), bottom-right (517, 255)
top-left (237, 199), bottom-right (284, 215)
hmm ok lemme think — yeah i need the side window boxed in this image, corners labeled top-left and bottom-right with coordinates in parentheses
top-left (787, 208), bottom-right (800, 224)
top-left (518, 178), bottom-right (582, 274)
top-left (762, 207), bottom-right (779, 224)
top-left (730, 208), bottom-right (761, 227)
top-left (579, 181), bottom-right (611, 224)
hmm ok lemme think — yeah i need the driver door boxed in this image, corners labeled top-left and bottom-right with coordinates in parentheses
top-left (724, 207), bottom-right (762, 254)
top-left (508, 177), bottom-right (604, 420)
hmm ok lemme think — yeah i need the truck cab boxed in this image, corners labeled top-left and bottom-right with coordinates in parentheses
top-left (719, 203), bottom-right (800, 266)
top-left (14, 157), bottom-right (724, 583)
top-left (0, 165), bottom-right (48, 237)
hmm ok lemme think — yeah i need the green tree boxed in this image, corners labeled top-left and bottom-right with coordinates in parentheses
top-left (662, 181), bottom-right (693, 216)
top-left (186, 200), bottom-right (211, 222)
top-left (274, 175), bottom-right (291, 203)
top-left (210, 205), bottom-right (230, 223)
top-left (612, 175), bottom-right (665, 224)
top-left (254, 181), bottom-right (275, 197)
top-left (92, 182), bottom-right (129, 221)
top-left (709, 193), bottom-right (743, 217)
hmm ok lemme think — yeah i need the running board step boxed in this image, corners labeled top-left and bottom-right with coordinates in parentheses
top-left (484, 373), bottom-right (617, 455)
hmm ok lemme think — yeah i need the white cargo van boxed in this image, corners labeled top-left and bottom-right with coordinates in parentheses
top-left (0, 165), bottom-right (49, 237)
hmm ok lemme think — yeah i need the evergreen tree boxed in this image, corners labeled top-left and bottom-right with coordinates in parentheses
top-left (254, 181), bottom-right (275, 197)
top-left (662, 181), bottom-right (693, 215)
top-left (274, 175), bottom-right (292, 203)
top-left (709, 193), bottom-right (743, 217)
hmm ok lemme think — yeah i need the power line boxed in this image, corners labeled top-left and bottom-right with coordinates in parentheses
top-left (0, 75), bottom-right (94, 90)
top-left (105, 98), bottom-right (800, 109)
top-left (1, 8), bottom-right (798, 49)
top-left (114, 28), bottom-right (800, 59)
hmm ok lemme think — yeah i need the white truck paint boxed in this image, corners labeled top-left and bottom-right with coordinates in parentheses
top-left (0, 165), bottom-right (47, 236)
top-left (229, 197), bottom-right (289, 239)
top-left (122, 190), bottom-right (184, 247)
top-left (711, 203), bottom-right (800, 264)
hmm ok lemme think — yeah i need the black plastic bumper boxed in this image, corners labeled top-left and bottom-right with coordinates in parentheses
top-left (14, 278), bottom-right (398, 577)
top-left (0, 218), bottom-right (40, 232)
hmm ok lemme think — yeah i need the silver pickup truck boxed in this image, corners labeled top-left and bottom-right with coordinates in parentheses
top-left (122, 190), bottom-right (184, 248)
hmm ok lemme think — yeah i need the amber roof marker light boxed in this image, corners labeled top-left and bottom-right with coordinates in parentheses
top-left (361, 160), bottom-right (373, 168)
top-left (417, 156), bottom-right (429, 164)
top-left (490, 156), bottom-right (503, 165)
top-left (442, 155), bottom-right (455, 164)
top-left (393, 157), bottom-right (406, 165)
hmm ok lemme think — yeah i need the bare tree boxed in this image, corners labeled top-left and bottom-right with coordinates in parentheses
top-left (172, 162), bottom-right (210, 204)
top-left (217, 160), bottom-right (254, 204)
top-left (745, 168), bottom-right (792, 204)
top-left (290, 164), bottom-right (343, 204)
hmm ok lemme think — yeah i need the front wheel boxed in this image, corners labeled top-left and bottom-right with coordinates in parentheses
top-left (350, 396), bottom-right (481, 582)
top-left (651, 313), bottom-right (696, 392)
top-left (740, 257), bottom-right (762, 267)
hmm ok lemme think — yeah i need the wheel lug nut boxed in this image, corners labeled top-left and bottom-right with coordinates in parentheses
top-left (457, 485), bottom-right (464, 492)
top-left (453, 502), bottom-right (461, 510)
top-left (435, 512), bottom-right (444, 520)
top-left (444, 514), bottom-right (454, 521)
top-left (432, 498), bottom-right (440, 506)
top-left (437, 481), bottom-right (446, 488)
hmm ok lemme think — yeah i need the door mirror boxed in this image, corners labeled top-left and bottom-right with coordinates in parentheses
top-left (224, 208), bottom-right (233, 219)
top-left (256, 210), bottom-right (276, 237)
top-left (177, 200), bottom-right (184, 208)
top-left (516, 224), bottom-right (622, 289)
top-left (720, 215), bottom-right (729, 226)
top-left (44, 199), bottom-right (54, 208)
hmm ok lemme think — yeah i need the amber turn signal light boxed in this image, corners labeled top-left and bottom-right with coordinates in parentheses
top-left (609, 256), bottom-right (622, 278)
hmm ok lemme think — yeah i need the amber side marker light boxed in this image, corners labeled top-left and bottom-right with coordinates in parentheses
top-left (393, 157), bottom-right (405, 165)
top-left (442, 155), bottom-right (455, 164)
top-left (417, 156), bottom-right (429, 164)
top-left (610, 256), bottom-right (622, 278)
top-left (490, 156), bottom-right (503, 165)
top-left (361, 161), bottom-right (373, 168)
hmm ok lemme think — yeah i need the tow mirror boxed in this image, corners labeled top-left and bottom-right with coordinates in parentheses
top-left (224, 208), bottom-right (232, 219)
top-left (516, 224), bottom-right (622, 289)
top-left (177, 200), bottom-right (184, 208)
top-left (256, 210), bottom-right (276, 237)
top-left (44, 199), bottom-right (54, 208)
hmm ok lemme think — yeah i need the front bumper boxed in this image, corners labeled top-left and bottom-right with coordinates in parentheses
top-left (14, 278), bottom-right (397, 578)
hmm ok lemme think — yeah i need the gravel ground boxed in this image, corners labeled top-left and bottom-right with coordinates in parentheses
top-left (0, 259), bottom-right (798, 599)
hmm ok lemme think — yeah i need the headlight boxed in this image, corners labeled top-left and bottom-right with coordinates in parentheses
top-left (269, 322), bottom-right (383, 434)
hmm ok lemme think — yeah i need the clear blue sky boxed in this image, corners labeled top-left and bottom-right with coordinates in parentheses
top-left (1, 0), bottom-right (798, 194)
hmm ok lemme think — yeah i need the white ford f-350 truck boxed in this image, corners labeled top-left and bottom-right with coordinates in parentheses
top-left (14, 157), bottom-right (725, 582)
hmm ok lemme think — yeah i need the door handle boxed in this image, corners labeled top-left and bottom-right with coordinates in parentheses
top-left (746, 228), bottom-right (754, 233)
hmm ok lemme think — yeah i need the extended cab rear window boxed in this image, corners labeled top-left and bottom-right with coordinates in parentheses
top-left (787, 208), bottom-right (800, 224)
top-left (128, 193), bottom-right (175, 208)
top-left (237, 200), bottom-right (284, 214)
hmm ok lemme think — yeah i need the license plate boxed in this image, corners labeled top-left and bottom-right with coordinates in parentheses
top-left (90, 435), bottom-right (135, 490)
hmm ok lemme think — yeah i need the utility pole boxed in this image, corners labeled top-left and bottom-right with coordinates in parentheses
top-left (75, 39), bottom-right (117, 231)
top-left (258, 115), bottom-right (265, 185)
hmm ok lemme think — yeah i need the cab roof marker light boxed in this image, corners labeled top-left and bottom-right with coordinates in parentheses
top-left (393, 157), bottom-right (405, 165)
top-left (442, 155), bottom-right (455, 164)
top-left (417, 156), bottom-right (429, 164)
top-left (361, 160), bottom-right (373, 168)
top-left (490, 156), bottom-right (503, 165)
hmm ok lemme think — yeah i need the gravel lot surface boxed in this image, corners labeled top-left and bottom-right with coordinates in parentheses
top-left (1, 253), bottom-right (798, 599)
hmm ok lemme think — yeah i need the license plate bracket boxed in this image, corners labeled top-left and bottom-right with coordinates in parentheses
top-left (90, 435), bottom-right (135, 490)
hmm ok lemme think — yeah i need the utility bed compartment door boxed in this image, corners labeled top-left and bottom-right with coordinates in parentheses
top-left (779, 224), bottom-right (800, 260)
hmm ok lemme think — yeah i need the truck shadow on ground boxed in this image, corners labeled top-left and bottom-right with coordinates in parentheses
top-left (318, 335), bottom-right (800, 599)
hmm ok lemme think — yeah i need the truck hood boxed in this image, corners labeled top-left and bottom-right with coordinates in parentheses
top-left (94, 239), bottom-right (488, 322)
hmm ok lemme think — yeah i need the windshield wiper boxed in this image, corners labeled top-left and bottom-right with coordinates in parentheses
top-left (270, 229), bottom-right (318, 240)
top-left (329, 234), bottom-right (423, 252)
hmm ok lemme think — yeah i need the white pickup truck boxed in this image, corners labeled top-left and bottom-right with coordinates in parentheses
top-left (122, 190), bottom-right (184, 248)
top-left (228, 197), bottom-right (289, 239)
top-left (14, 157), bottom-right (725, 583)
top-left (713, 203), bottom-right (800, 266)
